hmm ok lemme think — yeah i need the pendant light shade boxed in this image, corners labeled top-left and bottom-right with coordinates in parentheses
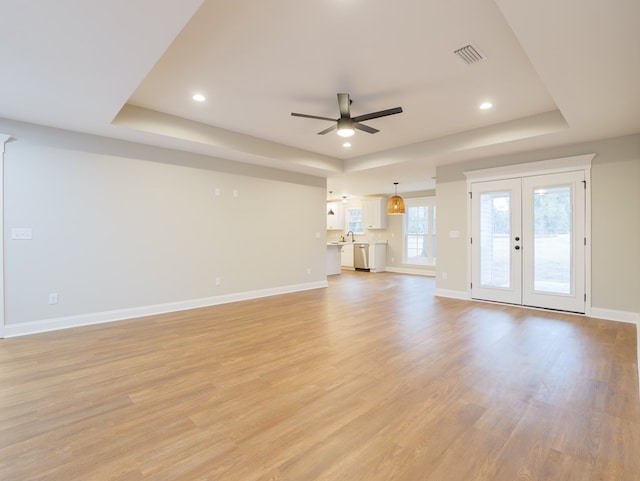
top-left (327, 191), bottom-right (335, 215)
top-left (386, 182), bottom-right (406, 215)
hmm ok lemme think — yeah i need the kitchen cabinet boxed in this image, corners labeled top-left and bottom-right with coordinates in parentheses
top-left (340, 243), bottom-right (354, 267)
top-left (368, 242), bottom-right (387, 272)
top-left (340, 242), bottom-right (386, 271)
top-left (326, 244), bottom-right (342, 275)
top-left (326, 202), bottom-right (345, 230)
top-left (363, 197), bottom-right (387, 229)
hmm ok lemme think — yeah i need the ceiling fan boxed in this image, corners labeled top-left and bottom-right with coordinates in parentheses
top-left (291, 93), bottom-right (403, 138)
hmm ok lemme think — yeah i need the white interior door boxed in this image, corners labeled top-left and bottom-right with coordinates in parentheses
top-left (471, 171), bottom-right (586, 313)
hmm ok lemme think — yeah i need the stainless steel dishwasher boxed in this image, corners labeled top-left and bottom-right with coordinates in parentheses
top-left (354, 243), bottom-right (370, 271)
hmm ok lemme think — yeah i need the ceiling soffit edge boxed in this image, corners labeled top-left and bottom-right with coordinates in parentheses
top-left (113, 104), bottom-right (343, 174)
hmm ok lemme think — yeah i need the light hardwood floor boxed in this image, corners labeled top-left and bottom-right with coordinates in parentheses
top-left (0, 271), bottom-right (638, 480)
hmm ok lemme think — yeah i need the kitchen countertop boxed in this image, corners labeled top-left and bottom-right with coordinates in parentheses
top-left (327, 240), bottom-right (387, 245)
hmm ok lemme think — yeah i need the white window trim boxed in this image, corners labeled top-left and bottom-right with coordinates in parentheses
top-left (346, 207), bottom-right (364, 234)
top-left (403, 196), bottom-right (436, 267)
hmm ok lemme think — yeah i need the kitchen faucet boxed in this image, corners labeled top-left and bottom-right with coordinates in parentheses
top-left (346, 231), bottom-right (354, 242)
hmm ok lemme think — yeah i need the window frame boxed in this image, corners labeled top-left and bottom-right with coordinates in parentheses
top-left (403, 197), bottom-right (436, 266)
top-left (346, 207), bottom-right (364, 234)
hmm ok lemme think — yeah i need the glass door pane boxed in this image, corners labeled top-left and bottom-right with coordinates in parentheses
top-left (533, 186), bottom-right (572, 294)
top-left (479, 192), bottom-right (511, 288)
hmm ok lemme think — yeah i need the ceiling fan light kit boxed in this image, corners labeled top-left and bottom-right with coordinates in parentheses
top-left (292, 93), bottom-right (402, 137)
top-left (387, 182), bottom-right (406, 215)
top-left (336, 118), bottom-right (355, 137)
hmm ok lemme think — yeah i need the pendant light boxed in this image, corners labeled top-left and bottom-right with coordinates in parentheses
top-left (386, 182), bottom-right (406, 215)
top-left (327, 191), bottom-right (335, 215)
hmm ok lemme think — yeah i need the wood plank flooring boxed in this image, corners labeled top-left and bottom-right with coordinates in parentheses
top-left (0, 271), bottom-right (638, 480)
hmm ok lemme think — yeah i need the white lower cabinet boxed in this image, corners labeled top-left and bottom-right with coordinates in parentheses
top-left (341, 243), bottom-right (386, 271)
top-left (369, 243), bottom-right (387, 272)
top-left (340, 244), bottom-right (354, 267)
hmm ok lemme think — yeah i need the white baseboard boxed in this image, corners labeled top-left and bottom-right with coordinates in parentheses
top-left (2, 280), bottom-right (328, 338)
top-left (590, 307), bottom-right (639, 325)
top-left (434, 288), bottom-right (468, 300)
top-left (385, 267), bottom-right (436, 277)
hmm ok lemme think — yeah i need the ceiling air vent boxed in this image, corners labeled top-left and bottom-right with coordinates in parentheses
top-left (454, 43), bottom-right (486, 65)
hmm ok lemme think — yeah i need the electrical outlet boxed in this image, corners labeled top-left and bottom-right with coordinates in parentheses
top-left (215, 277), bottom-right (221, 285)
top-left (215, 187), bottom-right (221, 196)
top-left (48, 293), bottom-right (58, 305)
top-left (306, 268), bottom-right (311, 275)
top-left (233, 189), bottom-right (239, 197)
top-left (442, 272), bottom-right (448, 280)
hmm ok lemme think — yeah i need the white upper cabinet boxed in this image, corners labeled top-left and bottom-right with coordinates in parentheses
top-left (326, 202), bottom-right (345, 230)
top-left (363, 197), bottom-right (387, 229)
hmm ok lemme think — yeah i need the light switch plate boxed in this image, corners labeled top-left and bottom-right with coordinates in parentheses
top-left (12, 228), bottom-right (33, 240)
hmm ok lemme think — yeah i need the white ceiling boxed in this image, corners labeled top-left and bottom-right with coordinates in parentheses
top-left (1, 0), bottom-right (638, 198)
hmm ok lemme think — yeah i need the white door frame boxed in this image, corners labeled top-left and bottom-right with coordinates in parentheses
top-left (0, 135), bottom-right (11, 338)
top-left (464, 154), bottom-right (594, 315)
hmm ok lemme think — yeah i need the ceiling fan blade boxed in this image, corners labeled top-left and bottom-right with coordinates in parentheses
top-left (353, 122), bottom-right (379, 134)
top-left (352, 106), bottom-right (403, 123)
top-left (318, 124), bottom-right (337, 135)
top-left (337, 93), bottom-right (351, 118)
top-left (291, 112), bottom-right (337, 122)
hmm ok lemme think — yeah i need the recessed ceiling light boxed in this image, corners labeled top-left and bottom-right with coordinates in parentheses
top-left (479, 102), bottom-right (493, 110)
top-left (343, 142), bottom-right (351, 148)
top-left (192, 94), bottom-right (206, 102)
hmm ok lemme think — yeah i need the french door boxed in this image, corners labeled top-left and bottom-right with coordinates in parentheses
top-left (471, 171), bottom-right (586, 313)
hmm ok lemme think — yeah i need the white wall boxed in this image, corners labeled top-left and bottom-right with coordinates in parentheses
top-left (435, 133), bottom-right (640, 320)
top-left (1, 119), bottom-right (327, 335)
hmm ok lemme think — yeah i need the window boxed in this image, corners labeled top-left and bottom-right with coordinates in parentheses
top-left (346, 208), bottom-right (364, 234)
top-left (403, 197), bottom-right (436, 266)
